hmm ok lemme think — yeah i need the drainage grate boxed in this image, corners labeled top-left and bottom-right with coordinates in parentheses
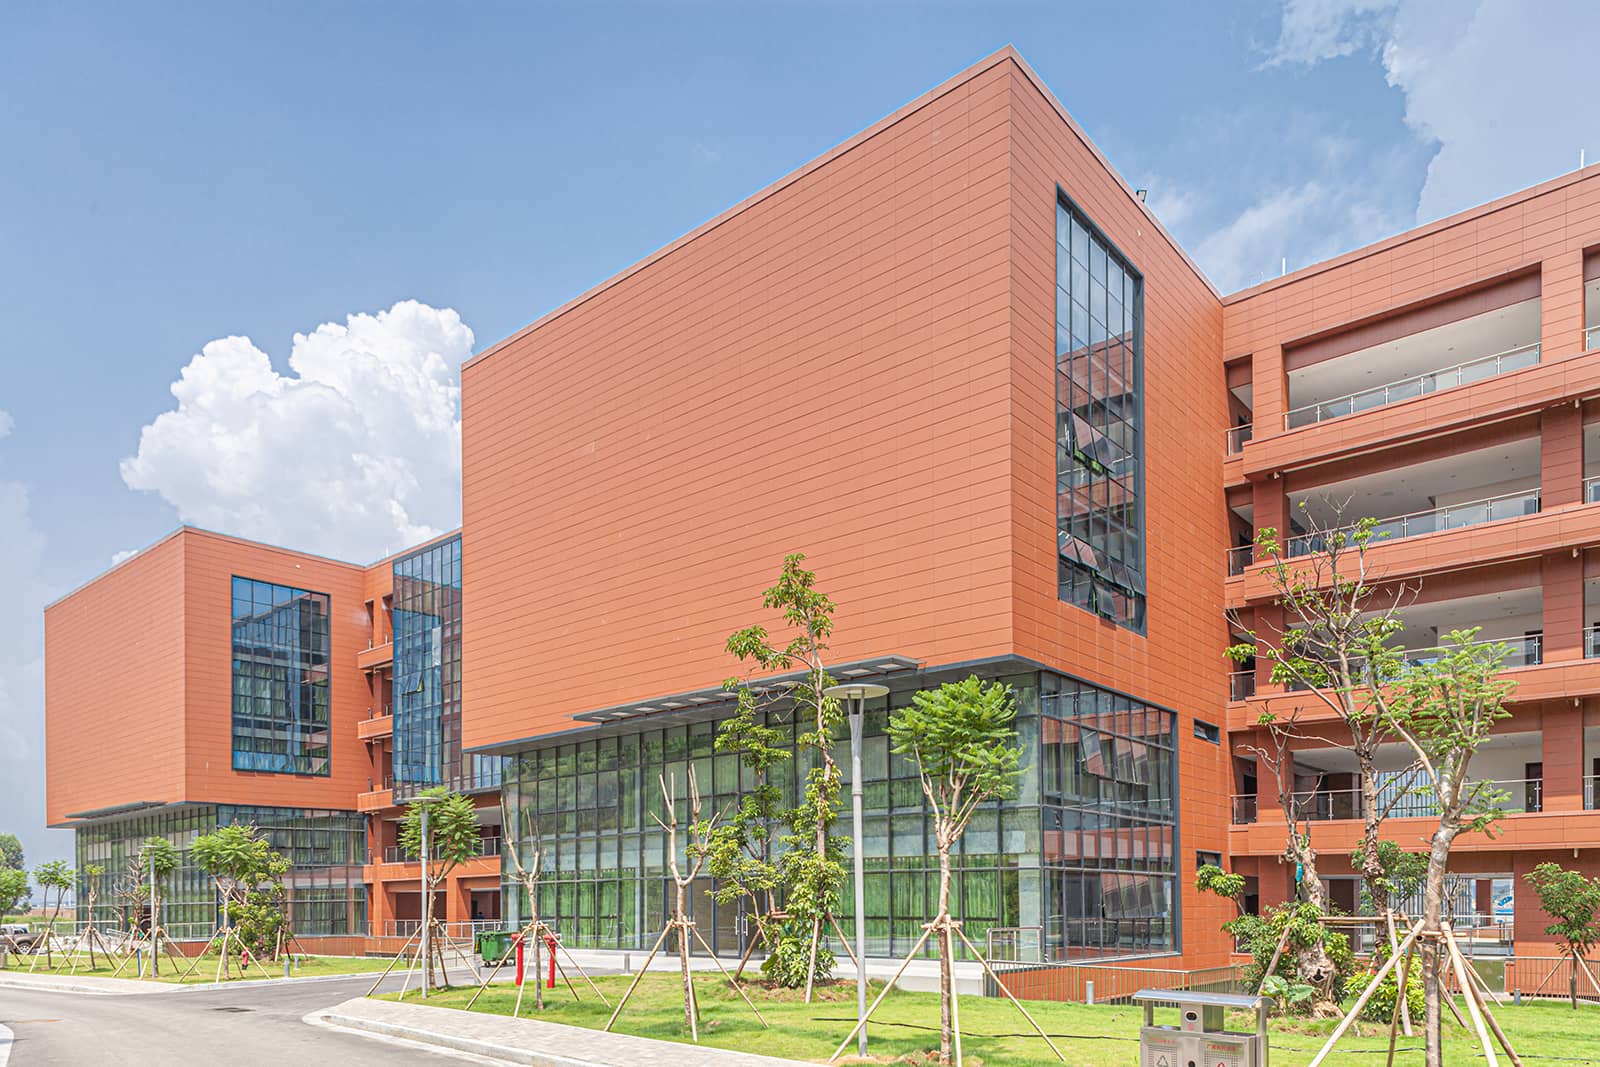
top-left (209, 1006), bottom-right (253, 1013)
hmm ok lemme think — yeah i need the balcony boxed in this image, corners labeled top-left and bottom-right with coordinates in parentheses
top-left (356, 784), bottom-right (393, 812)
top-left (1587, 325), bottom-right (1600, 351)
top-left (1285, 488), bottom-right (1540, 559)
top-left (1226, 424), bottom-right (1254, 455)
top-left (379, 836), bottom-right (501, 865)
top-left (1587, 775), bottom-right (1598, 810)
top-left (1231, 794), bottom-right (1258, 824)
top-left (358, 641), bottom-right (393, 671)
top-left (1229, 670), bottom-right (1256, 702)
top-left (1285, 778), bottom-right (1543, 821)
top-left (357, 713), bottom-right (393, 741)
top-left (1285, 342), bottom-right (1540, 430)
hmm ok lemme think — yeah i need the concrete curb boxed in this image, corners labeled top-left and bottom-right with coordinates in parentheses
top-left (310, 996), bottom-right (822, 1067)
top-left (311, 1010), bottom-right (596, 1067)
top-left (0, 1022), bottom-right (13, 1067)
top-left (0, 968), bottom-right (389, 996)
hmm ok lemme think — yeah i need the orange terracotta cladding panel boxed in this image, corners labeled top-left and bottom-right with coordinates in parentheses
top-left (461, 49), bottom-right (1231, 782)
top-left (46, 532), bottom-right (188, 825)
top-left (45, 528), bottom-right (376, 825)
top-left (461, 56), bottom-right (1028, 748)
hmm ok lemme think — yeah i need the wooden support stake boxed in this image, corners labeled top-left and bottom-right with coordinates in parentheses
top-left (1445, 925), bottom-right (1522, 1067)
top-left (1385, 911), bottom-right (1413, 1038)
top-left (1444, 925), bottom-right (1499, 1067)
top-left (365, 925), bottom-right (422, 996)
top-left (829, 926), bottom-right (934, 1063)
top-left (1306, 919), bottom-right (1422, 1067)
top-left (1384, 939), bottom-right (1415, 1067)
top-left (953, 925), bottom-right (1067, 1063)
top-left (604, 924), bottom-right (672, 1032)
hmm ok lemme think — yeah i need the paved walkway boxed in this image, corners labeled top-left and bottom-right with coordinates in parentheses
top-left (315, 995), bottom-right (823, 1066)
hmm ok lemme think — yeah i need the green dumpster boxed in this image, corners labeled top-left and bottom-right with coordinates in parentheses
top-left (477, 930), bottom-right (514, 964)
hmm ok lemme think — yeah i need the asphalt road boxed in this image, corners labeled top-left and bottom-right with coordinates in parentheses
top-left (0, 973), bottom-right (481, 1066)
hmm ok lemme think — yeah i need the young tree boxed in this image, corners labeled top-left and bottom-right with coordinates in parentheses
top-left (656, 768), bottom-right (718, 1033)
top-left (398, 788), bottom-right (480, 989)
top-left (193, 823), bottom-right (289, 976)
top-left (0, 833), bottom-right (23, 870)
top-left (138, 837), bottom-right (179, 974)
top-left (0, 868), bottom-right (29, 918)
top-left (1350, 840), bottom-right (1427, 913)
top-left (1229, 507), bottom-right (1417, 914)
top-left (1382, 631), bottom-right (1516, 1067)
top-left (79, 863), bottom-right (106, 967)
top-left (33, 860), bottom-right (74, 965)
top-left (1523, 862), bottom-right (1600, 1009)
top-left (725, 552), bottom-right (844, 995)
top-left (706, 682), bottom-right (791, 979)
top-left (888, 676), bottom-right (1023, 1066)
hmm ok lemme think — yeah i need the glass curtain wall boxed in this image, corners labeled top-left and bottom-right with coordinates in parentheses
top-left (1055, 196), bottom-right (1146, 631)
top-left (501, 668), bottom-right (1179, 961)
top-left (231, 577), bottom-right (332, 775)
top-left (392, 535), bottom-right (500, 799)
top-left (75, 805), bottom-right (366, 937)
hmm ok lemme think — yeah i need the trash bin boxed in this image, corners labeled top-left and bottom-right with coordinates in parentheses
top-left (477, 930), bottom-right (513, 965)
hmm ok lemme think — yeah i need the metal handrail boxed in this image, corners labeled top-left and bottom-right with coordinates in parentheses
top-left (1289, 776), bottom-right (1544, 821)
top-left (1230, 795), bottom-right (1258, 825)
top-left (1285, 488), bottom-right (1540, 558)
top-left (1587, 324), bottom-right (1600, 351)
top-left (1229, 671), bottom-right (1256, 701)
top-left (1225, 424), bottom-right (1254, 455)
top-left (1227, 545), bottom-right (1253, 576)
top-left (1284, 341), bottom-right (1540, 429)
top-left (1587, 775), bottom-right (1598, 810)
top-left (1587, 476), bottom-right (1600, 503)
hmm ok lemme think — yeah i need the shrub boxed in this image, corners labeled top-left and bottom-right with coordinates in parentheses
top-left (1357, 964), bottom-right (1425, 1022)
top-left (760, 927), bottom-right (835, 988)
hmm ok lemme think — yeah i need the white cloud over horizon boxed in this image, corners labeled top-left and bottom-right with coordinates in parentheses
top-left (120, 300), bottom-right (473, 564)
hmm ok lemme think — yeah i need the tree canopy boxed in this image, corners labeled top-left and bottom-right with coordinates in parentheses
top-left (0, 867), bottom-right (28, 916)
top-left (0, 832), bottom-right (23, 870)
top-left (1524, 862), bottom-right (1600, 960)
top-left (399, 788), bottom-right (480, 879)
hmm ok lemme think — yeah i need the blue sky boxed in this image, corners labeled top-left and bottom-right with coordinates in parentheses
top-left (3, 1), bottom-right (1597, 869)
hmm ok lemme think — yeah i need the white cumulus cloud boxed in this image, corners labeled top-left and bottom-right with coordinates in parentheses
top-left (121, 300), bottom-right (473, 564)
top-left (1270, 0), bottom-right (1600, 224)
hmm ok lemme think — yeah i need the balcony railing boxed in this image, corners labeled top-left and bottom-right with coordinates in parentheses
top-left (1285, 488), bottom-right (1540, 559)
top-left (1587, 775), bottom-right (1599, 810)
top-left (1288, 777), bottom-right (1543, 822)
top-left (381, 836), bottom-right (501, 865)
top-left (1229, 670), bottom-right (1256, 701)
top-left (1587, 325), bottom-right (1600, 351)
top-left (1587, 476), bottom-right (1600, 504)
top-left (1227, 545), bottom-right (1253, 576)
top-left (1401, 632), bottom-right (1542, 670)
top-left (1284, 341), bottom-right (1540, 429)
top-left (1284, 633), bottom-right (1543, 692)
top-left (1231, 795), bottom-right (1258, 824)
top-left (1226, 424), bottom-right (1254, 455)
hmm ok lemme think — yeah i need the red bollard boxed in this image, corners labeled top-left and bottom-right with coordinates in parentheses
top-left (546, 935), bottom-right (558, 989)
top-left (514, 934), bottom-right (525, 986)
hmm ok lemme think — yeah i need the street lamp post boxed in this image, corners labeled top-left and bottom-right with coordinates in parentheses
top-left (412, 794), bottom-right (442, 998)
top-left (824, 681), bottom-right (889, 1059)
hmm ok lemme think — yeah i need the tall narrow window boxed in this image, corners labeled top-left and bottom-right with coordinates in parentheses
top-left (231, 577), bottom-right (331, 775)
top-left (1056, 196), bottom-right (1145, 630)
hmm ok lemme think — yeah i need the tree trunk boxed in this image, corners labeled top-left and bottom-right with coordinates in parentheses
top-left (423, 877), bottom-right (436, 990)
top-left (1287, 833), bottom-right (1341, 1016)
top-left (937, 835), bottom-right (954, 1065)
top-left (531, 897), bottom-right (544, 1011)
top-left (221, 894), bottom-right (231, 981)
top-left (676, 882), bottom-right (694, 1031)
top-left (1421, 809), bottom-right (1460, 1067)
top-left (1357, 762), bottom-right (1388, 913)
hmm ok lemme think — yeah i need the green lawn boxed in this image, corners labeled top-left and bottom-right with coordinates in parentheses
top-left (397, 974), bottom-right (1600, 1066)
top-left (2, 951), bottom-right (394, 984)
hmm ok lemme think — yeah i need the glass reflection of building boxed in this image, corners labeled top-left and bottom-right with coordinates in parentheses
top-left (74, 804), bottom-right (366, 937)
top-left (499, 666), bottom-right (1177, 962)
top-left (231, 577), bottom-right (332, 775)
top-left (392, 535), bottom-right (501, 799)
top-left (1056, 195), bottom-right (1146, 632)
